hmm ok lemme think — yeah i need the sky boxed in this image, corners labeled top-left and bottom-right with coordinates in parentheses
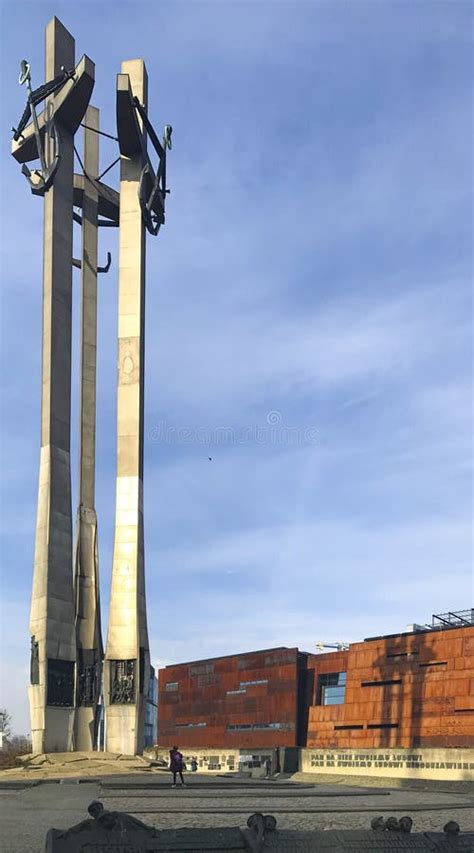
top-left (0, 0), bottom-right (472, 736)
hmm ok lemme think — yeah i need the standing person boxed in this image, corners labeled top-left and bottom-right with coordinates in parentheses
top-left (264, 757), bottom-right (272, 777)
top-left (191, 756), bottom-right (198, 772)
top-left (169, 745), bottom-right (185, 787)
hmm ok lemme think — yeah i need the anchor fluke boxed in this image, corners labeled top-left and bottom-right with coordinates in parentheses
top-left (19, 59), bottom-right (31, 86)
top-left (21, 118), bottom-right (61, 196)
top-left (163, 124), bottom-right (172, 150)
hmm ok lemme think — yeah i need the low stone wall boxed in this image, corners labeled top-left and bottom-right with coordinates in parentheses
top-left (301, 747), bottom-right (474, 781)
top-left (145, 746), bottom-right (277, 774)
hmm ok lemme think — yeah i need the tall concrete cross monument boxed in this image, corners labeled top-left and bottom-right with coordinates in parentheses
top-left (72, 108), bottom-right (114, 751)
top-left (71, 108), bottom-right (118, 750)
top-left (104, 60), bottom-right (171, 754)
top-left (12, 20), bottom-right (170, 755)
top-left (11, 18), bottom-right (94, 752)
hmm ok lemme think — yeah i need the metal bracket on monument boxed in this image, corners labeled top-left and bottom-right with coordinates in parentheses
top-left (72, 252), bottom-right (112, 273)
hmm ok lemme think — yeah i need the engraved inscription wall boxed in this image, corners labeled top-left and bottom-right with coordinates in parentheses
top-left (309, 750), bottom-right (474, 772)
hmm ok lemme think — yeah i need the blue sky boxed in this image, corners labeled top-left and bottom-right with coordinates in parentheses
top-left (0, 0), bottom-right (472, 736)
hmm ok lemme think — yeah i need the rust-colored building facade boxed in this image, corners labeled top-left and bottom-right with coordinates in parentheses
top-left (306, 621), bottom-right (474, 750)
top-left (158, 646), bottom-right (312, 748)
top-left (157, 614), bottom-right (474, 751)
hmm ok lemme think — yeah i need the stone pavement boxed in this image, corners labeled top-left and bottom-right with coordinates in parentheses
top-left (0, 774), bottom-right (473, 852)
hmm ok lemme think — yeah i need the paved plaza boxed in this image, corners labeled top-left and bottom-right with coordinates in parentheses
top-left (0, 772), bottom-right (473, 852)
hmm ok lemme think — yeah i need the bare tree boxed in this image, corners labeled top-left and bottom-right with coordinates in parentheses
top-left (0, 708), bottom-right (13, 742)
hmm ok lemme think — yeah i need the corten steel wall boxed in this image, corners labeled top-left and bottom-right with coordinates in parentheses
top-left (158, 647), bottom-right (303, 748)
top-left (307, 626), bottom-right (474, 750)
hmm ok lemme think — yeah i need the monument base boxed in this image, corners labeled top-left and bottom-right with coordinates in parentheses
top-left (1, 751), bottom-right (153, 781)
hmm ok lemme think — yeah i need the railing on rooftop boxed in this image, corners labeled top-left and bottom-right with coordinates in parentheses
top-left (430, 609), bottom-right (474, 629)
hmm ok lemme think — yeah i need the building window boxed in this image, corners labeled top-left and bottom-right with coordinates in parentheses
top-left (237, 657), bottom-right (259, 669)
top-left (165, 682), bottom-right (178, 691)
top-left (226, 689), bottom-right (247, 695)
top-left (175, 722), bottom-right (207, 728)
top-left (197, 673), bottom-right (220, 688)
top-left (239, 679), bottom-right (268, 687)
top-left (317, 672), bottom-right (346, 705)
top-left (189, 663), bottom-right (214, 676)
top-left (386, 650), bottom-right (418, 658)
top-left (265, 652), bottom-right (294, 666)
top-left (227, 722), bottom-right (293, 732)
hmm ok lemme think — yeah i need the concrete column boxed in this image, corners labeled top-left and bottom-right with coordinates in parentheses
top-left (29, 17), bottom-right (76, 754)
top-left (73, 106), bottom-right (104, 752)
top-left (104, 60), bottom-right (150, 755)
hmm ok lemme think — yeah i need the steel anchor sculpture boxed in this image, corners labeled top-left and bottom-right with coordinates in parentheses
top-left (134, 96), bottom-right (172, 235)
top-left (14, 59), bottom-right (74, 195)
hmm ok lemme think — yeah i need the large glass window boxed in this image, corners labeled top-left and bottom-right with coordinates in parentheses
top-left (318, 672), bottom-right (346, 705)
top-left (227, 722), bottom-right (294, 731)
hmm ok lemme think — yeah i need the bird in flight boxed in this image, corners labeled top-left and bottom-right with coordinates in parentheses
top-left (208, 457), bottom-right (212, 461)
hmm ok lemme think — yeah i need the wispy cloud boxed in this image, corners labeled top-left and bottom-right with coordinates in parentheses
top-left (1, 0), bottom-right (472, 736)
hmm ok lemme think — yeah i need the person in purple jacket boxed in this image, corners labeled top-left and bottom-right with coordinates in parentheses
top-left (169, 745), bottom-right (186, 787)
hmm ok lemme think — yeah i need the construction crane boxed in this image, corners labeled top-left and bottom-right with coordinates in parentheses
top-left (315, 641), bottom-right (349, 651)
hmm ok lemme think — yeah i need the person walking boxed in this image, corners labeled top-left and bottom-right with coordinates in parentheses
top-left (191, 756), bottom-right (198, 772)
top-left (169, 745), bottom-right (185, 787)
top-left (264, 757), bottom-right (272, 777)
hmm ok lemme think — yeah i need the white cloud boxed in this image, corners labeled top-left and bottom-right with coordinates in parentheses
top-left (1, 0), bottom-right (471, 738)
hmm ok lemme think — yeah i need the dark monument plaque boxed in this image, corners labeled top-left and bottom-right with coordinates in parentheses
top-left (139, 646), bottom-right (145, 693)
top-left (47, 659), bottom-right (75, 707)
top-left (110, 659), bottom-right (135, 704)
top-left (77, 649), bottom-right (99, 706)
top-left (30, 635), bottom-right (39, 684)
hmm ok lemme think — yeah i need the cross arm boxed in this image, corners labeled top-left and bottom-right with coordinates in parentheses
top-left (73, 173), bottom-right (120, 223)
top-left (116, 73), bottom-right (144, 157)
